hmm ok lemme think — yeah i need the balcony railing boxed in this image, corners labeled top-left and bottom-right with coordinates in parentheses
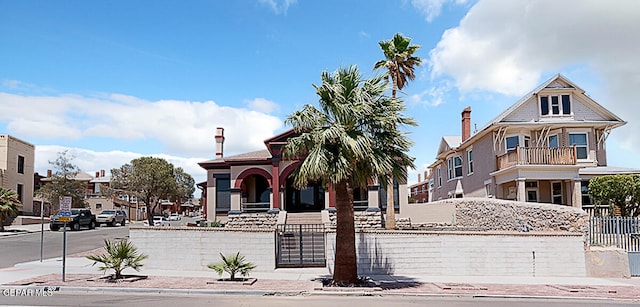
top-left (241, 201), bottom-right (270, 213)
top-left (497, 146), bottom-right (577, 170)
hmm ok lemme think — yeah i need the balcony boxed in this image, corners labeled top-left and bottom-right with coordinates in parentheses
top-left (497, 146), bottom-right (577, 170)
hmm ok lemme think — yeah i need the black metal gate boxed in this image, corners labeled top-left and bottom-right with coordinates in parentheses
top-left (276, 224), bottom-right (326, 268)
top-left (589, 217), bottom-right (640, 276)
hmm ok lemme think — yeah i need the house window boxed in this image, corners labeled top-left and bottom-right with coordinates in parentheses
top-left (552, 181), bottom-right (563, 204)
top-left (581, 181), bottom-right (592, 206)
top-left (569, 133), bottom-right (588, 159)
top-left (525, 181), bottom-right (538, 202)
top-left (437, 168), bottom-right (441, 187)
top-left (17, 184), bottom-right (23, 203)
top-left (448, 156), bottom-right (462, 179)
top-left (548, 134), bottom-right (559, 148)
top-left (467, 150), bottom-right (473, 175)
top-left (506, 136), bottom-right (519, 150)
top-left (17, 155), bottom-right (25, 174)
top-left (96, 203), bottom-right (102, 210)
top-left (540, 94), bottom-right (571, 116)
top-left (214, 174), bottom-right (231, 212)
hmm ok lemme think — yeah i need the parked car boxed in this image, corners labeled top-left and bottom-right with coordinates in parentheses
top-left (96, 209), bottom-right (127, 227)
top-left (50, 209), bottom-right (96, 231)
top-left (143, 216), bottom-right (170, 227)
top-left (169, 213), bottom-right (181, 221)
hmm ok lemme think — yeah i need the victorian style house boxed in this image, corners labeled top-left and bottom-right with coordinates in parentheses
top-left (428, 74), bottom-right (635, 210)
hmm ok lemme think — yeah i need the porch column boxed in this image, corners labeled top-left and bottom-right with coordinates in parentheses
top-left (229, 188), bottom-right (242, 214)
top-left (271, 158), bottom-right (280, 210)
top-left (572, 178), bottom-right (582, 208)
top-left (206, 186), bottom-right (216, 221)
top-left (367, 185), bottom-right (380, 212)
top-left (516, 178), bottom-right (526, 202)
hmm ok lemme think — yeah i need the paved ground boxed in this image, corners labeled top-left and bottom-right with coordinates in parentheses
top-left (2, 223), bottom-right (640, 302)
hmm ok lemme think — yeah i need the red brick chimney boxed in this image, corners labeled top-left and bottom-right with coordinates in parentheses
top-left (215, 127), bottom-right (225, 159)
top-left (100, 169), bottom-right (105, 177)
top-left (418, 173), bottom-right (421, 182)
top-left (461, 106), bottom-right (471, 142)
top-left (95, 171), bottom-right (100, 178)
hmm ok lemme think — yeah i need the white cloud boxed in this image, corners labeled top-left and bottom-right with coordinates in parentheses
top-left (36, 145), bottom-right (209, 187)
top-left (411, 0), bottom-right (469, 22)
top-left (408, 81), bottom-right (453, 107)
top-left (428, 0), bottom-right (640, 157)
top-left (0, 92), bottom-right (283, 158)
top-left (246, 98), bottom-right (279, 113)
top-left (259, 0), bottom-right (297, 15)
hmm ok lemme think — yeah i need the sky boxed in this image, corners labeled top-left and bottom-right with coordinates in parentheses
top-left (1, 0), bottom-right (640, 191)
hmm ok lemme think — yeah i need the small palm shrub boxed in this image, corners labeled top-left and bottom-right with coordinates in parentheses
top-left (207, 252), bottom-right (256, 281)
top-left (87, 239), bottom-right (148, 279)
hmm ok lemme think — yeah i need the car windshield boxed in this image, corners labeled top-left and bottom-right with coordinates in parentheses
top-left (153, 216), bottom-right (162, 220)
top-left (101, 210), bottom-right (115, 214)
top-left (71, 209), bottom-right (82, 215)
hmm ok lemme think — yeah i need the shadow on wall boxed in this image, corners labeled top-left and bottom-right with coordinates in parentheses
top-left (356, 233), bottom-right (394, 275)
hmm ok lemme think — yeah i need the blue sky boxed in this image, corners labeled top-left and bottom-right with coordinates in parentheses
top-left (1, 0), bottom-right (640, 188)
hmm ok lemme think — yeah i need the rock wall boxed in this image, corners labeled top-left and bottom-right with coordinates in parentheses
top-left (328, 210), bottom-right (382, 230)
top-left (433, 198), bottom-right (588, 233)
top-left (225, 213), bottom-right (279, 229)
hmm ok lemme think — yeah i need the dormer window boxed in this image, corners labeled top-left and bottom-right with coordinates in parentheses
top-left (540, 94), bottom-right (571, 116)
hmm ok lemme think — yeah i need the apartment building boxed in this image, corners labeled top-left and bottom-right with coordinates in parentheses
top-left (0, 135), bottom-right (35, 214)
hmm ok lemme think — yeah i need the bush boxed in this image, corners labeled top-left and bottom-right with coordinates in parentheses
top-left (86, 239), bottom-right (148, 279)
top-left (207, 252), bottom-right (256, 281)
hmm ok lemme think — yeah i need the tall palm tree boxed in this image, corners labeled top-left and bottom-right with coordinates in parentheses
top-left (284, 66), bottom-right (415, 285)
top-left (374, 33), bottom-right (422, 229)
top-left (0, 188), bottom-right (21, 232)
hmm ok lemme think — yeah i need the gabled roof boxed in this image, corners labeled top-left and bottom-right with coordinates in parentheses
top-left (437, 136), bottom-right (462, 156)
top-left (475, 74), bottom-right (625, 137)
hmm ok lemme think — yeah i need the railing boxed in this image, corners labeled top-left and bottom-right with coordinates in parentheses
top-left (497, 146), bottom-right (577, 170)
top-left (589, 217), bottom-right (640, 252)
top-left (582, 205), bottom-right (611, 218)
top-left (354, 200), bottom-right (368, 211)
top-left (241, 202), bottom-right (270, 213)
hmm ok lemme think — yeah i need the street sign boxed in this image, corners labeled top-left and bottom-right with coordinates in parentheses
top-left (59, 196), bottom-right (72, 222)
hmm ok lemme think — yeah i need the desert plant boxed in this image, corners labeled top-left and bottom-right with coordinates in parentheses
top-left (0, 188), bottom-right (20, 232)
top-left (207, 252), bottom-right (256, 281)
top-left (86, 239), bottom-right (148, 279)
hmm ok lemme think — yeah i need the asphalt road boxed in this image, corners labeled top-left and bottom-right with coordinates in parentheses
top-left (0, 292), bottom-right (636, 307)
top-left (0, 225), bottom-right (129, 269)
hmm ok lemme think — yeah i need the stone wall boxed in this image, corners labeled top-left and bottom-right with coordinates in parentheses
top-left (224, 212), bottom-right (279, 229)
top-left (405, 198), bottom-right (588, 233)
top-left (327, 210), bottom-right (382, 230)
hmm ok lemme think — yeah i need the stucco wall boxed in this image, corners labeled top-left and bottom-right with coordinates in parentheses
top-left (130, 227), bottom-right (275, 272)
top-left (326, 231), bottom-right (587, 277)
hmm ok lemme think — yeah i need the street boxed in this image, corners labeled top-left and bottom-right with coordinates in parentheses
top-left (0, 225), bottom-right (129, 269)
top-left (0, 292), bottom-right (637, 307)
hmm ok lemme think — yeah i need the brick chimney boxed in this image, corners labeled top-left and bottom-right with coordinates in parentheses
top-left (424, 170), bottom-right (428, 181)
top-left (461, 106), bottom-right (471, 142)
top-left (100, 169), bottom-right (105, 177)
top-left (418, 173), bottom-right (421, 182)
top-left (215, 127), bottom-right (225, 159)
top-left (95, 171), bottom-right (100, 178)
top-left (47, 169), bottom-right (52, 177)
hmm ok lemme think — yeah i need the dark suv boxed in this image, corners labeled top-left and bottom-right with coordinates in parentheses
top-left (50, 209), bottom-right (96, 231)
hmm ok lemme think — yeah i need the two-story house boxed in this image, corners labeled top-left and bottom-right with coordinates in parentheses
top-left (408, 171), bottom-right (430, 203)
top-left (0, 134), bottom-right (35, 215)
top-left (428, 74), bottom-right (636, 210)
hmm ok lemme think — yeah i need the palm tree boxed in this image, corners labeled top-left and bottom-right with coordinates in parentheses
top-left (0, 188), bottom-right (21, 232)
top-left (374, 33), bottom-right (422, 229)
top-left (208, 252), bottom-right (256, 281)
top-left (86, 239), bottom-right (148, 279)
top-left (284, 66), bottom-right (415, 285)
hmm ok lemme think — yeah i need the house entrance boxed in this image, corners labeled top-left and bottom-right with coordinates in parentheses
top-left (284, 178), bottom-right (324, 212)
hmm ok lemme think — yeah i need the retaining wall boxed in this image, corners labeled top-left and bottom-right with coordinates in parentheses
top-left (131, 226), bottom-right (587, 277)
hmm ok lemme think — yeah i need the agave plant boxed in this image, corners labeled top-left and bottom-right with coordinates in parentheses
top-left (86, 239), bottom-right (148, 279)
top-left (207, 252), bottom-right (256, 281)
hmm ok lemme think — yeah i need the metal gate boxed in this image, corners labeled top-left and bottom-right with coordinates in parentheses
top-left (276, 224), bottom-right (326, 268)
top-left (589, 217), bottom-right (640, 276)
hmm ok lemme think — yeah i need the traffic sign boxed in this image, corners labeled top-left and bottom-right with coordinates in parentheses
top-left (59, 196), bottom-right (72, 223)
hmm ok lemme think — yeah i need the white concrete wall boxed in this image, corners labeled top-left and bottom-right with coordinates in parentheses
top-left (131, 227), bottom-right (587, 277)
top-left (327, 232), bottom-right (586, 277)
top-left (130, 227), bottom-right (275, 272)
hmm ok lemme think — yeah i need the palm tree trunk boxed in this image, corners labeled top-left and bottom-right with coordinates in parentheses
top-left (332, 179), bottom-right (358, 284)
top-left (385, 180), bottom-right (396, 229)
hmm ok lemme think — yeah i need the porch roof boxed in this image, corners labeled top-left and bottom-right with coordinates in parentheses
top-left (579, 166), bottom-right (640, 176)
